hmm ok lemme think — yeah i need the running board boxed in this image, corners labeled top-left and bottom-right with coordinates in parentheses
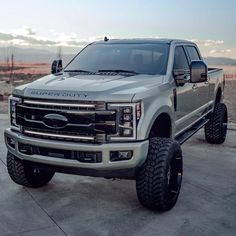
top-left (175, 118), bottom-right (209, 145)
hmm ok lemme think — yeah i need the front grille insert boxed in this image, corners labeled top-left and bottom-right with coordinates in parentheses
top-left (18, 142), bottom-right (102, 163)
top-left (16, 99), bottom-right (117, 143)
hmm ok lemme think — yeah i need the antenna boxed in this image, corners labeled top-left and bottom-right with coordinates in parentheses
top-left (104, 36), bottom-right (109, 42)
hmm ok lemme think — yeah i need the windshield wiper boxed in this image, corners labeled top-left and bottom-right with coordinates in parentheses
top-left (98, 69), bottom-right (139, 74)
top-left (64, 69), bottom-right (96, 74)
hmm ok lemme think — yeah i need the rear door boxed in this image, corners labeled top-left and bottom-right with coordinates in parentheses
top-left (185, 45), bottom-right (210, 118)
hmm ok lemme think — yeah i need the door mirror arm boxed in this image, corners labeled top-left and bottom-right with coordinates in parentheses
top-left (51, 59), bottom-right (63, 74)
top-left (173, 69), bottom-right (190, 86)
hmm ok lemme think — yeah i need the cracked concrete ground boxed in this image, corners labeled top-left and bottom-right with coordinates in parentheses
top-left (0, 116), bottom-right (236, 236)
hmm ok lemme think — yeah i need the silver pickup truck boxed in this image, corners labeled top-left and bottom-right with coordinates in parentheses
top-left (4, 38), bottom-right (228, 211)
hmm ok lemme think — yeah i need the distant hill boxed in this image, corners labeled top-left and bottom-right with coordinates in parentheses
top-left (0, 47), bottom-right (75, 64)
top-left (1, 47), bottom-right (236, 66)
top-left (204, 57), bottom-right (236, 66)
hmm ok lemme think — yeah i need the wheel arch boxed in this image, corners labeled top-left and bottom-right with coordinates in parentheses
top-left (148, 113), bottom-right (172, 138)
top-left (215, 87), bottom-right (222, 104)
top-left (136, 97), bottom-right (174, 140)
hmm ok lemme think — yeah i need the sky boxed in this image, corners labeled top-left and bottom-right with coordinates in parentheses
top-left (1, 0), bottom-right (236, 58)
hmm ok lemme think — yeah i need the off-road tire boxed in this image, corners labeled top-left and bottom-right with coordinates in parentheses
top-left (205, 103), bottom-right (228, 144)
top-left (7, 152), bottom-right (55, 188)
top-left (136, 137), bottom-right (183, 211)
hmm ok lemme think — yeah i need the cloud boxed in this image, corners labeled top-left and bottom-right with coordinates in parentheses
top-left (0, 32), bottom-right (58, 46)
top-left (208, 48), bottom-right (236, 58)
top-left (210, 49), bottom-right (232, 54)
top-left (190, 39), bottom-right (224, 47)
top-left (0, 26), bottom-right (117, 49)
top-left (189, 38), bottom-right (236, 58)
top-left (2, 28), bottom-right (224, 50)
top-left (11, 26), bottom-right (36, 36)
top-left (0, 32), bottom-right (14, 41)
top-left (8, 39), bottom-right (29, 46)
top-left (0, 26), bottom-right (91, 48)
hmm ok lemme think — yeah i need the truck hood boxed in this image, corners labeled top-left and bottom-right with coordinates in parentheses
top-left (13, 73), bottom-right (164, 102)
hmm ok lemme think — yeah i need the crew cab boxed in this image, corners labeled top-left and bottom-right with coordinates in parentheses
top-left (5, 39), bottom-right (228, 211)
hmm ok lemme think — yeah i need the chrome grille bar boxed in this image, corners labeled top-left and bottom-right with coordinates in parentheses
top-left (24, 100), bottom-right (96, 108)
top-left (24, 130), bottom-right (95, 141)
top-left (18, 104), bottom-right (115, 115)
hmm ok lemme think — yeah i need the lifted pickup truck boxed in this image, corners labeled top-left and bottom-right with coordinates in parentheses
top-left (5, 38), bottom-right (228, 211)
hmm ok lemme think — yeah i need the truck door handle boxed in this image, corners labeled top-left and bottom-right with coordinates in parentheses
top-left (192, 84), bottom-right (197, 90)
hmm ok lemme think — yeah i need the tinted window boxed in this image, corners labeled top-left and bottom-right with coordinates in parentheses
top-left (65, 43), bottom-right (169, 75)
top-left (173, 46), bottom-right (189, 70)
top-left (186, 46), bottom-right (201, 61)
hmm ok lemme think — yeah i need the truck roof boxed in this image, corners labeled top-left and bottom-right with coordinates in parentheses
top-left (93, 38), bottom-right (194, 45)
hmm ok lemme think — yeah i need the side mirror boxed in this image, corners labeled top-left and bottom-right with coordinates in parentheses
top-left (51, 59), bottom-right (63, 74)
top-left (190, 60), bottom-right (207, 83)
top-left (173, 69), bottom-right (190, 86)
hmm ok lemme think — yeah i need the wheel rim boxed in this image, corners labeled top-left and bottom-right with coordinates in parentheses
top-left (25, 164), bottom-right (44, 180)
top-left (168, 152), bottom-right (182, 202)
top-left (33, 168), bottom-right (41, 176)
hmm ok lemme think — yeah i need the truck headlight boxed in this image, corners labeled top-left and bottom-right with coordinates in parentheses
top-left (107, 102), bottom-right (141, 141)
top-left (9, 96), bottom-right (21, 131)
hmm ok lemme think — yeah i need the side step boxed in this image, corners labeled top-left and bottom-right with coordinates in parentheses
top-left (175, 118), bottom-right (209, 145)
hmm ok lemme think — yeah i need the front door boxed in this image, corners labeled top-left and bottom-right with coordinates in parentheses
top-left (173, 46), bottom-right (199, 134)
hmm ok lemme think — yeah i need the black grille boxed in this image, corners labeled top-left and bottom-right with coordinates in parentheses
top-left (16, 99), bottom-right (117, 143)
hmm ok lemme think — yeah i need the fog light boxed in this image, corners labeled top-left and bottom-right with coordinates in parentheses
top-left (110, 150), bottom-right (133, 162)
top-left (76, 152), bottom-right (102, 163)
top-left (6, 137), bottom-right (16, 149)
top-left (18, 143), bottom-right (32, 155)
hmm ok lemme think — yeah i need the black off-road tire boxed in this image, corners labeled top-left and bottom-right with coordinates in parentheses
top-left (7, 152), bottom-right (55, 188)
top-left (136, 137), bottom-right (183, 211)
top-left (205, 103), bottom-right (228, 144)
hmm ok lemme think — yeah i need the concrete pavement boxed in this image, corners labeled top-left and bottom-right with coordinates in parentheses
top-left (0, 116), bottom-right (236, 236)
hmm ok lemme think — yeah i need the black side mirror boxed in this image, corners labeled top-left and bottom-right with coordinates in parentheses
top-left (190, 60), bottom-right (207, 83)
top-left (173, 69), bottom-right (190, 86)
top-left (51, 59), bottom-right (63, 74)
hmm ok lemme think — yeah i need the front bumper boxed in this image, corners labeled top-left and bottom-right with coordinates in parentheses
top-left (4, 128), bottom-right (149, 179)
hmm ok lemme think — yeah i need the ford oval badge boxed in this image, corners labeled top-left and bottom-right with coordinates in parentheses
top-left (43, 114), bottom-right (68, 129)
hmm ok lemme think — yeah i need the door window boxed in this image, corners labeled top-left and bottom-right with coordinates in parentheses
top-left (186, 46), bottom-right (201, 61)
top-left (173, 46), bottom-right (189, 70)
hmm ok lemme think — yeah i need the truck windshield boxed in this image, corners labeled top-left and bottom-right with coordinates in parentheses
top-left (65, 43), bottom-right (169, 75)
